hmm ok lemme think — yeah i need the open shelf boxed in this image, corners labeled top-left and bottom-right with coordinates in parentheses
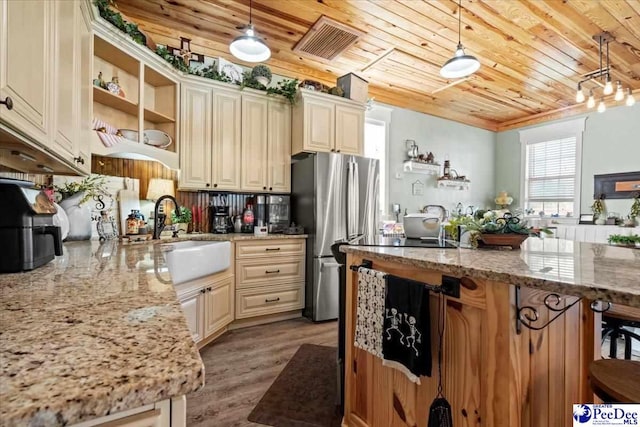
top-left (93, 86), bottom-right (139, 116)
top-left (144, 108), bottom-right (175, 124)
top-left (91, 133), bottom-right (179, 170)
top-left (437, 178), bottom-right (471, 190)
top-left (403, 160), bottom-right (441, 175)
top-left (94, 35), bottom-right (139, 77)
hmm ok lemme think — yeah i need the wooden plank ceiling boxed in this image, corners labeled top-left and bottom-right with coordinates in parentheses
top-left (114, 0), bottom-right (640, 131)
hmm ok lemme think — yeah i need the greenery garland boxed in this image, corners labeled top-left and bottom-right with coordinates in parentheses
top-left (95, 0), bottom-right (299, 103)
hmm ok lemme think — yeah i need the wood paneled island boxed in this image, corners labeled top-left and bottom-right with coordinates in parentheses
top-left (341, 238), bottom-right (640, 427)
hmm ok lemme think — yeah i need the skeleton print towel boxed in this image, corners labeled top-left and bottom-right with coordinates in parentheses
top-left (382, 274), bottom-right (432, 384)
top-left (354, 267), bottom-right (385, 359)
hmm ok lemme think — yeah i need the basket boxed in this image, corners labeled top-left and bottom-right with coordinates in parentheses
top-left (479, 233), bottom-right (528, 248)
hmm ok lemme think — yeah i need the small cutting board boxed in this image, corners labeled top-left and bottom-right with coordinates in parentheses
top-left (118, 178), bottom-right (140, 235)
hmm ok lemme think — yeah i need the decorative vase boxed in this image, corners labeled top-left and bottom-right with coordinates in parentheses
top-left (58, 192), bottom-right (92, 241)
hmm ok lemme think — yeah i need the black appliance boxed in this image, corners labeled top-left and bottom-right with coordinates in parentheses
top-left (0, 179), bottom-right (63, 272)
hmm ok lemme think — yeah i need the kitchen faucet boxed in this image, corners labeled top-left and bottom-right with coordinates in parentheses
top-left (152, 195), bottom-right (181, 239)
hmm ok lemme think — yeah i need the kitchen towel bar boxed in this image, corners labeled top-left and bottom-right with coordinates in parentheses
top-left (349, 259), bottom-right (460, 298)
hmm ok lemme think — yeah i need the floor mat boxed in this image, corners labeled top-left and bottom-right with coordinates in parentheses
top-left (247, 344), bottom-right (342, 427)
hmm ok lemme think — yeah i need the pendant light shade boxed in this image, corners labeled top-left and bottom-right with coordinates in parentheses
top-left (229, 0), bottom-right (271, 63)
top-left (440, 0), bottom-right (480, 79)
top-left (230, 25), bottom-right (271, 63)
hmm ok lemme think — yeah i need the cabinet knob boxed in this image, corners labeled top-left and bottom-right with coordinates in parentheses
top-left (263, 186), bottom-right (267, 190)
top-left (214, 183), bottom-right (218, 188)
top-left (330, 148), bottom-right (335, 152)
top-left (269, 187), bottom-right (273, 191)
top-left (0, 96), bottom-right (13, 110)
top-left (336, 150), bottom-right (341, 153)
top-left (206, 183), bottom-right (210, 187)
top-left (200, 289), bottom-right (206, 294)
top-left (207, 287), bottom-right (212, 292)
top-left (73, 156), bottom-right (85, 164)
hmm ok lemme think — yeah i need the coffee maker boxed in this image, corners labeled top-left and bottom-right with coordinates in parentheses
top-left (267, 195), bottom-right (290, 233)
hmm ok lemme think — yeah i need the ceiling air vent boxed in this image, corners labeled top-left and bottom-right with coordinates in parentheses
top-left (293, 16), bottom-right (364, 61)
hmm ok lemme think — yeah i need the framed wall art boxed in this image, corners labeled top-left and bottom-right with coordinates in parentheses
top-left (593, 171), bottom-right (640, 199)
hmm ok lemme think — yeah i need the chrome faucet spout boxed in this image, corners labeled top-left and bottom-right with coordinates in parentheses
top-left (152, 195), bottom-right (180, 239)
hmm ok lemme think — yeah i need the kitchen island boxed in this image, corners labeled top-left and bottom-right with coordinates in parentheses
top-left (0, 233), bottom-right (306, 427)
top-left (341, 238), bottom-right (640, 427)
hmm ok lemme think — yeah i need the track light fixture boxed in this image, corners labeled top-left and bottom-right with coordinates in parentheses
top-left (574, 32), bottom-right (634, 112)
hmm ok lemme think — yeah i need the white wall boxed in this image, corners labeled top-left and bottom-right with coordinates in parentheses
top-left (495, 103), bottom-right (640, 217)
top-left (375, 103), bottom-right (496, 217)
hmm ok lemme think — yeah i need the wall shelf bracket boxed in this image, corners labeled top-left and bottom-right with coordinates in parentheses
top-left (515, 285), bottom-right (611, 334)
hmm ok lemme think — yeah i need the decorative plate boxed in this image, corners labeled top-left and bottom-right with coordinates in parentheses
top-left (217, 57), bottom-right (243, 83)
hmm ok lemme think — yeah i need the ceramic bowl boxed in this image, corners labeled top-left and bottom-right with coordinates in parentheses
top-left (143, 130), bottom-right (172, 149)
top-left (118, 129), bottom-right (139, 141)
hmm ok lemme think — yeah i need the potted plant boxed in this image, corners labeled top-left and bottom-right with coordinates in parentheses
top-left (607, 234), bottom-right (640, 248)
top-left (444, 211), bottom-right (551, 249)
top-left (54, 175), bottom-right (107, 241)
top-left (591, 196), bottom-right (606, 225)
top-left (171, 206), bottom-right (192, 233)
top-left (625, 194), bottom-right (640, 227)
top-left (251, 64), bottom-right (272, 87)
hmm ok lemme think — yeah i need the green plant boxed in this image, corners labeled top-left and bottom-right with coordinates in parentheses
top-left (444, 211), bottom-right (551, 241)
top-left (95, 0), bottom-right (146, 45)
top-left (630, 195), bottom-right (640, 219)
top-left (54, 175), bottom-right (107, 205)
top-left (266, 78), bottom-right (300, 104)
top-left (171, 206), bottom-right (192, 224)
top-left (591, 197), bottom-right (605, 219)
top-left (607, 234), bottom-right (640, 245)
top-left (155, 46), bottom-right (190, 73)
top-left (241, 71), bottom-right (267, 90)
top-left (251, 65), bottom-right (272, 83)
top-left (194, 65), bottom-right (232, 83)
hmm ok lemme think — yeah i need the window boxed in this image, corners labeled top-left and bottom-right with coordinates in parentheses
top-left (520, 118), bottom-right (586, 217)
top-left (364, 119), bottom-right (386, 215)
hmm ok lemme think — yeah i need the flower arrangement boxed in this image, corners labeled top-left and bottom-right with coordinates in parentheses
top-left (53, 175), bottom-right (107, 205)
top-left (591, 197), bottom-right (605, 220)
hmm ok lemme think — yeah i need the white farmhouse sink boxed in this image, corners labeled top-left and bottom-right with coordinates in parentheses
top-left (162, 240), bottom-right (231, 285)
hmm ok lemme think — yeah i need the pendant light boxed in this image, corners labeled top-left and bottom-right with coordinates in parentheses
top-left (440, 0), bottom-right (480, 79)
top-left (229, 0), bottom-right (271, 63)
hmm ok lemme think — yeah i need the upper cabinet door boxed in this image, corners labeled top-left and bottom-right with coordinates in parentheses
top-left (267, 100), bottom-right (291, 193)
top-left (52, 0), bottom-right (78, 158)
top-left (303, 98), bottom-right (334, 152)
top-left (75, 1), bottom-right (92, 174)
top-left (241, 94), bottom-right (268, 192)
top-left (0, 0), bottom-right (51, 144)
top-left (179, 84), bottom-right (212, 189)
top-left (335, 105), bottom-right (364, 156)
top-left (212, 89), bottom-right (241, 190)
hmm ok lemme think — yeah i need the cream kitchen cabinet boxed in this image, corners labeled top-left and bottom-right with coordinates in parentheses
top-left (292, 89), bottom-right (365, 156)
top-left (240, 95), bottom-right (291, 193)
top-left (0, 0), bottom-right (90, 174)
top-left (176, 259), bottom-right (235, 348)
top-left (240, 93), bottom-right (269, 192)
top-left (267, 99), bottom-right (292, 193)
top-left (211, 89), bottom-right (242, 190)
top-left (0, 0), bottom-right (51, 145)
top-left (179, 82), bottom-right (212, 189)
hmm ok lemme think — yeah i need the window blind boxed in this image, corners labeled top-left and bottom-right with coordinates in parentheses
top-left (525, 136), bottom-right (576, 202)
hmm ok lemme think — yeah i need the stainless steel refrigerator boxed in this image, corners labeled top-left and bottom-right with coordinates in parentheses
top-left (292, 152), bottom-right (379, 321)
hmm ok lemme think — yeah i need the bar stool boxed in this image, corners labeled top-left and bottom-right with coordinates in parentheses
top-left (589, 359), bottom-right (640, 403)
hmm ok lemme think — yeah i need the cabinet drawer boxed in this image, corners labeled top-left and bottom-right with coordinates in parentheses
top-left (235, 239), bottom-right (305, 259)
top-left (236, 283), bottom-right (303, 319)
top-left (236, 257), bottom-right (304, 289)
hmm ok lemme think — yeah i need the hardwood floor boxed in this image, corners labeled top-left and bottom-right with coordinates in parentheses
top-left (187, 318), bottom-right (338, 427)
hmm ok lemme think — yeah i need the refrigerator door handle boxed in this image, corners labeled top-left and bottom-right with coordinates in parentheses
top-left (353, 159), bottom-right (360, 236)
top-left (347, 161), bottom-right (355, 237)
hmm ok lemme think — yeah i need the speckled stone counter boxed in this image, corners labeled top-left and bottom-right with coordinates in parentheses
top-left (0, 240), bottom-right (205, 427)
top-left (342, 237), bottom-right (640, 308)
top-left (158, 232), bottom-right (308, 242)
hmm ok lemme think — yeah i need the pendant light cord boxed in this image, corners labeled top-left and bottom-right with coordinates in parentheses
top-left (249, 0), bottom-right (253, 25)
top-left (457, 0), bottom-right (462, 45)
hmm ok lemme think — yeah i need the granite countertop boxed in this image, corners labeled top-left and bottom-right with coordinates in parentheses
top-left (342, 238), bottom-right (640, 308)
top-left (0, 240), bottom-right (205, 427)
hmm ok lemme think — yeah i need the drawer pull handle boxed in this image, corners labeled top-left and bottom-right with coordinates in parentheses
top-left (265, 248), bottom-right (281, 251)
top-left (265, 269), bottom-right (280, 274)
top-left (265, 297), bottom-right (280, 303)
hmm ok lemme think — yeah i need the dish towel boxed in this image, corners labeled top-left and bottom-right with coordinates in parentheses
top-left (382, 274), bottom-right (432, 384)
top-left (354, 267), bottom-right (385, 359)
